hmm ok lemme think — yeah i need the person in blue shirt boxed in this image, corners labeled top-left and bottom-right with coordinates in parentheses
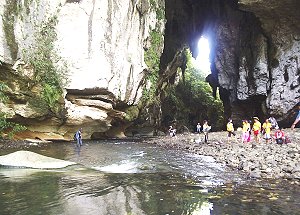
top-left (291, 102), bottom-right (300, 130)
top-left (75, 128), bottom-right (83, 146)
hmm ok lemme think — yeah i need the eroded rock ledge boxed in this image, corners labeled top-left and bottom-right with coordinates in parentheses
top-left (0, 0), bottom-right (164, 140)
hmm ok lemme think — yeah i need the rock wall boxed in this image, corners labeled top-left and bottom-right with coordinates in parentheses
top-left (238, 0), bottom-right (300, 124)
top-left (1, 0), bottom-right (299, 139)
top-left (0, 0), bottom-right (164, 139)
top-left (160, 0), bottom-right (300, 127)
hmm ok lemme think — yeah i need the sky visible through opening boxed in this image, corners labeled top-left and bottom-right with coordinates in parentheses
top-left (193, 36), bottom-right (211, 75)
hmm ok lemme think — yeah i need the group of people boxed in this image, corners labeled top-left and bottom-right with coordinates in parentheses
top-left (227, 116), bottom-right (287, 144)
top-left (196, 121), bottom-right (212, 142)
top-left (192, 115), bottom-right (287, 144)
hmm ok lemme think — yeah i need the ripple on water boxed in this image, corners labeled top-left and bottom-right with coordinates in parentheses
top-left (0, 141), bottom-right (299, 215)
top-left (92, 160), bottom-right (140, 173)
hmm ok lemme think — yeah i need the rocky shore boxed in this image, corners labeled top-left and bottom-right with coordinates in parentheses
top-left (0, 139), bottom-right (49, 151)
top-left (1, 128), bottom-right (300, 180)
top-left (145, 128), bottom-right (300, 180)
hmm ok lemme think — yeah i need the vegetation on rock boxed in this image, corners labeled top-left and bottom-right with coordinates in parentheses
top-left (0, 82), bottom-right (26, 139)
top-left (2, 0), bottom-right (68, 116)
top-left (161, 49), bottom-right (224, 131)
top-left (124, 0), bottom-right (165, 131)
top-left (149, 0), bottom-right (165, 21)
top-left (0, 83), bottom-right (8, 103)
top-left (22, 14), bottom-right (69, 115)
top-left (142, 0), bottom-right (165, 106)
top-left (143, 30), bottom-right (163, 106)
top-left (1, 2), bottom-right (68, 137)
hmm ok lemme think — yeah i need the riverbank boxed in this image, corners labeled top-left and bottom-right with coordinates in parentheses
top-left (145, 128), bottom-right (300, 180)
top-left (0, 139), bottom-right (49, 151)
top-left (1, 129), bottom-right (300, 180)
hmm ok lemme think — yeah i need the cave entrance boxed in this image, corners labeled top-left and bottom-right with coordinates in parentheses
top-left (193, 36), bottom-right (211, 75)
top-left (160, 43), bottom-right (223, 132)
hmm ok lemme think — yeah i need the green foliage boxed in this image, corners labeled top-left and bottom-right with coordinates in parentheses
top-left (0, 82), bottom-right (8, 103)
top-left (41, 83), bottom-right (62, 113)
top-left (124, 106), bottom-right (140, 122)
top-left (3, 2), bottom-right (67, 115)
top-left (0, 82), bottom-right (27, 139)
top-left (28, 96), bottom-right (49, 115)
top-left (162, 49), bottom-right (224, 130)
top-left (136, 1), bottom-right (165, 124)
top-left (144, 30), bottom-right (162, 72)
top-left (143, 30), bottom-right (163, 105)
top-left (23, 14), bottom-right (68, 114)
top-left (149, 0), bottom-right (165, 20)
top-left (28, 15), bottom-right (68, 89)
top-left (0, 115), bottom-right (27, 139)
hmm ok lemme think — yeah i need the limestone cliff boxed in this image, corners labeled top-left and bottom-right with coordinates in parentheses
top-left (0, 0), bottom-right (164, 139)
top-left (1, 0), bottom-right (300, 139)
top-left (159, 0), bottom-right (300, 127)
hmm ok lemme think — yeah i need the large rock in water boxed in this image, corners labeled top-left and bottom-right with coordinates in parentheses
top-left (0, 0), bottom-right (164, 139)
top-left (0, 151), bottom-right (76, 169)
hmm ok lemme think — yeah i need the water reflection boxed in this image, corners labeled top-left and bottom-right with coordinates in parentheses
top-left (0, 171), bottom-right (64, 215)
top-left (0, 141), bottom-right (299, 215)
top-left (0, 169), bottom-right (215, 215)
top-left (74, 143), bottom-right (82, 157)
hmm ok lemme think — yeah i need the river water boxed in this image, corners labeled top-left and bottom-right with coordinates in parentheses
top-left (0, 139), bottom-right (299, 215)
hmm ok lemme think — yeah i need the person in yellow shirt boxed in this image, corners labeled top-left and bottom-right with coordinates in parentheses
top-left (242, 120), bottom-right (251, 143)
top-left (227, 118), bottom-right (236, 143)
top-left (252, 117), bottom-right (261, 143)
top-left (262, 119), bottom-right (272, 144)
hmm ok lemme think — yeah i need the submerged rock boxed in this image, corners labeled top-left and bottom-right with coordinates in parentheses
top-left (0, 151), bottom-right (76, 169)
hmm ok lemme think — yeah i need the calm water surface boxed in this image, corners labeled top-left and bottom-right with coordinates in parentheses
top-left (0, 140), bottom-right (299, 215)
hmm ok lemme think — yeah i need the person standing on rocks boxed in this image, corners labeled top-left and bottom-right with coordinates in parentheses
top-left (196, 123), bottom-right (201, 134)
top-left (291, 102), bottom-right (300, 130)
top-left (241, 120), bottom-right (251, 143)
top-left (202, 120), bottom-right (211, 143)
top-left (169, 126), bottom-right (176, 137)
top-left (226, 118), bottom-right (236, 143)
top-left (252, 117), bottom-right (261, 143)
top-left (269, 116), bottom-right (279, 130)
top-left (262, 119), bottom-right (272, 144)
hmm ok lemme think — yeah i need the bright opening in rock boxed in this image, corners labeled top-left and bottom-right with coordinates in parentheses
top-left (193, 36), bottom-right (211, 75)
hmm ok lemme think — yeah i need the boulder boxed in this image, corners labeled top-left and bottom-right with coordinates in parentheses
top-left (0, 151), bottom-right (76, 169)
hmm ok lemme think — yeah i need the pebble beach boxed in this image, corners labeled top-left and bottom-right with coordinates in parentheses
top-left (145, 128), bottom-right (300, 180)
